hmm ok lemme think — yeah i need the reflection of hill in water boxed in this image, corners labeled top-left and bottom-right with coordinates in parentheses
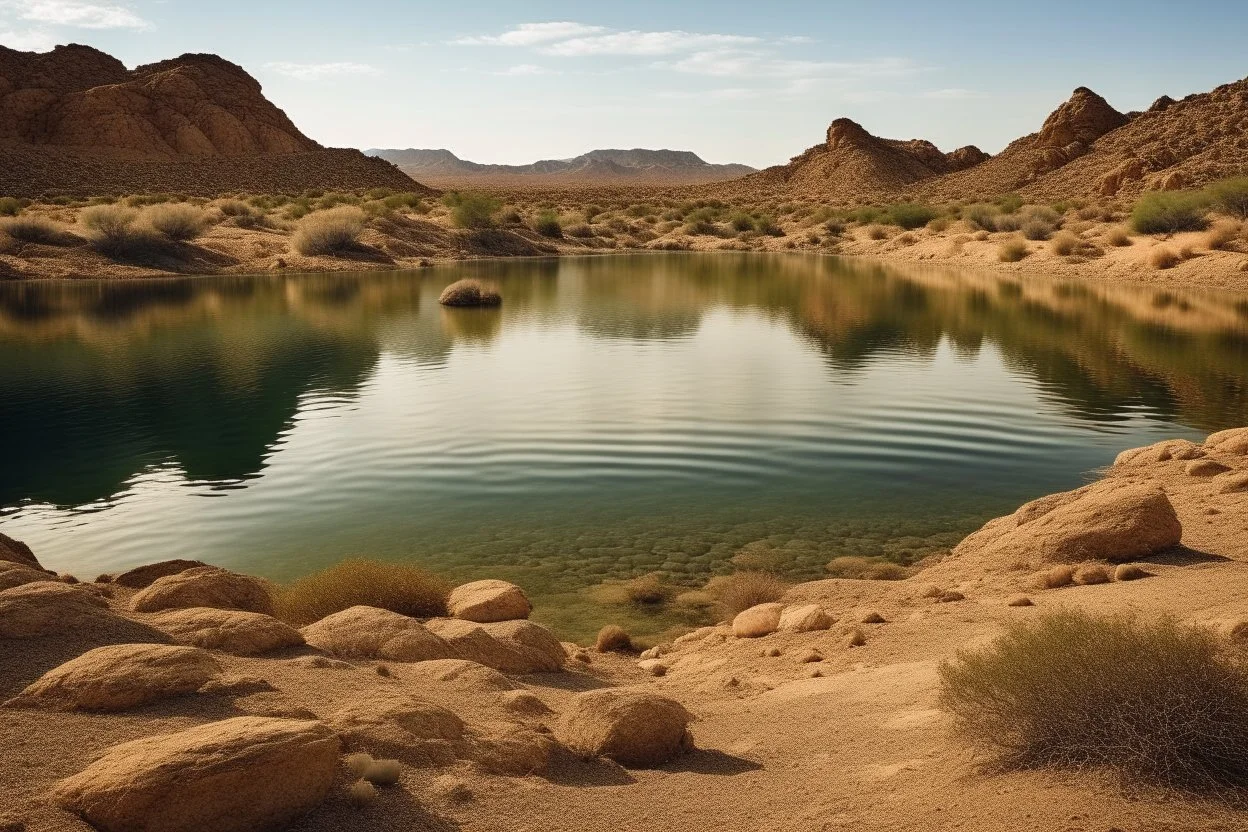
top-left (1, 256), bottom-right (1246, 508)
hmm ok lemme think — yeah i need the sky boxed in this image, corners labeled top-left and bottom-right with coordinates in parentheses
top-left (2, 1), bottom-right (1247, 168)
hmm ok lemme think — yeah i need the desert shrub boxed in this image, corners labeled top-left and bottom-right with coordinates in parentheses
top-left (80, 205), bottom-right (166, 257)
top-left (847, 205), bottom-right (884, 224)
top-left (438, 278), bottom-right (501, 307)
top-left (443, 192), bottom-right (500, 229)
top-left (582, 204), bottom-right (604, 222)
top-left (824, 218), bottom-right (846, 236)
top-left (533, 211), bottom-right (563, 238)
top-left (498, 207), bottom-right (523, 226)
top-left (142, 203), bottom-right (208, 241)
top-left (623, 573), bottom-right (670, 606)
top-left (215, 199), bottom-right (252, 217)
top-left (998, 238), bottom-right (1028, 262)
top-left (866, 224), bottom-right (889, 240)
top-left (996, 193), bottom-right (1024, 214)
top-left (729, 212), bottom-right (755, 232)
top-left (1205, 176), bottom-right (1248, 219)
top-left (1205, 220), bottom-right (1242, 250)
top-left (566, 223), bottom-right (595, 238)
top-left (711, 570), bottom-right (789, 619)
top-left (926, 216), bottom-right (951, 233)
top-left (1021, 219), bottom-right (1055, 241)
top-left (595, 624), bottom-right (632, 653)
top-left (1149, 245), bottom-right (1180, 269)
top-left (1050, 231), bottom-right (1081, 256)
top-left (939, 610), bottom-right (1248, 791)
top-left (754, 215), bottom-right (783, 236)
top-left (1, 215), bottom-right (74, 245)
top-left (964, 204), bottom-right (1000, 231)
top-left (317, 191), bottom-right (357, 210)
top-left (1105, 226), bottom-right (1132, 246)
top-left (825, 556), bottom-right (910, 580)
top-left (1130, 191), bottom-right (1209, 234)
top-left (382, 192), bottom-right (427, 213)
top-left (270, 557), bottom-right (450, 626)
top-left (0, 197), bottom-right (22, 216)
top-left (886, 202), bottom-right (938, 230)
top-left (290, 206), bottom-right (366, 255)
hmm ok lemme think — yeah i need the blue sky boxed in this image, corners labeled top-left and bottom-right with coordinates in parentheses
top-left (3, 1), bottom-right (1247, 167)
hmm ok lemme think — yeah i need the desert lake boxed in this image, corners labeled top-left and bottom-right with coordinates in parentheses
top-left (2, 253), bottom-right (1246, 637)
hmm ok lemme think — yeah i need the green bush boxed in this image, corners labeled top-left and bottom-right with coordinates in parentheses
top-left (0, 197), bottom-right (22, 217)
top-left (1130, 191), bottom-right (1210, 234)
top-left (996, 193), bottom-right (1024, 214)
top-left (443, 192), bottom-right (501, 229)
top-left (885, 202), bottom-right (939, 230)
top-left (940, 610), bottom-right (1248, 790)
top-left (729, 212), bottom-right (755, 232)
top-left (1205, 176), bottom-right (1248, 219)
top-left (533, 210), bottom-right (563, 238)
top-left (964, 204), bottom-right (1000, 231)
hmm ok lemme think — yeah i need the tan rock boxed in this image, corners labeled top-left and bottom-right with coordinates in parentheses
top-left (0, 532), bottom-right (42, 569)
top-left (328, 692), bottom-right (463, 765)
top-left (151, 607), bottom-right (304, 656)
top-left (1007, 594), bottom-right (1034, 607)
top-left (1216, 473), bottom-right (1248, 494)
top-left (638, 659), bottom-right (668, 676)
top-left (953, 482), bottom-right (1181, 565)
top-left (938, 590), bottom-right (965, 603)
top-left (130, 567), bottom-right (274, 615)
top-left (447, 579), bottom-right (531, 623)
top-left (556, 689), bottom-right (694, 767)
top-left (0, 581), bottom-right (118, 639)
top-left (425, 618), bottom-right (565, 673)
top-left (860, 610), bottom-right (887, 623)
top-left (470, 722), bottom-right (558, 775)
top-left (798, 648), bottom-right (823, 663)
top-left (0, 561), bottom-right (53, 591)
top-left (5, 644), bottom-right (220, 711)
top-left (1206, 427), bottom-right (1248, 455)
top-left (731, 602), bottom-right (784, 638)
top-left (113, 559), bottom-right (209, 589)
top-left (777, 604), bottom-right (831, 632)
top-left (53, 716), bottom-right (340, 832)
top-left (845, 628), bottom-right (867, 647)
top-left (499, 690), bottom-right (552, 715)
top-left (1186, 459), bottom-right (1231, 477)
top-left (403, 658), bottom-right (519, 691)
top-left (300, 606), bottom-right (453, 662)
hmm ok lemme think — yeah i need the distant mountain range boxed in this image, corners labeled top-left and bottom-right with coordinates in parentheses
top-left (365, 147), bottom-right (756, 187)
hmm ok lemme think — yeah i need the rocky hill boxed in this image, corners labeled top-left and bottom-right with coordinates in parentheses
top-left (0, 44), bottom-right (422, 197)
top-left (367, 147), bottom-right (755, 187)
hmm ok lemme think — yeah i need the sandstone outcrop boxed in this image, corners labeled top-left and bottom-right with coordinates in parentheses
top-left (447, 579), bottom-right (531, 622)
top-left (732, 602), bottom-right (784, 638)
top-left (0, 532), bottom-right (42, 569)
top-left (150, 607), bottom-right (304, 655)
top-left (328, 692), bottom-right (464, 764)
top-left (0, 561), bottom-right (54, 591)
top-left (110, 559), bottom-right (208, 589)
top-left (130, 566), bottom-right (274, 615)
top-left (0, 581), bottom-right (117, 639)
top-left (777, 604), bottom-right (833, 633)
top-left (53, 716), bottom-right (340, 832)
top-left (425, 618), bottom-right (565, 673)
top-left (556, 689), bottom-right (694, 767)
top-left (300, 606), bottom-right (453, 662)
top-left (403, 658), bottom-right (520, 691)
top-left (5, 643), bottom-right (220, 711)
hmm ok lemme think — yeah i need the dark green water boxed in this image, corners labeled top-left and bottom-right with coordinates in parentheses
top-left (1, 254), bottom-right (1246, 639)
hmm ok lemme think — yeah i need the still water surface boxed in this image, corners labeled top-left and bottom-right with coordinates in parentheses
top-left (2, 254), bottom-right (1246, 637)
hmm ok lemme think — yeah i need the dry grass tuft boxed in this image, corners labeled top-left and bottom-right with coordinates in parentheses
top-left (80, 205), bottom-right (167, 257)
top-left (1105, 226), bottom-right (1132, 247)
top-left (622, 572), bottom-right (670, 606)
top-left (348, 779), bottom-right (377, 806)
top-left (711, 570), bottom-right (789, 619)
top-left (291, 206), bottom-right (366, 255)
top-left (1073, 564), bottom-right (1110, 585)
top-left (141, 203), bottom-right (208, 241)
top-left (438, 278), bottom-right (502, 307)
top-left (1050, 231), bottom-right (1081, 256)
top-left (346, 752), bottom-right (375, 777)
top-left (998, 238), bottom-right (1028, 262)
top-left (939, 610), bottom-right (1248, 791)
top-left (362, 758), bottom-right (402, 786)
top-left (866, 224), bottom-right (890, 240)
top-left (595, 624), bottom-right (632, 653)
top-left (1148, 245), bottom-right (1180, 270)
top-left (1205, 221), bottom-right (1242, 251)
top-left (1042, 564), bottom-right (1074, 589)
top-left (1, 215), bottom-right (75, 246)
top-left (270, 558), bottom-right (450, 627)
top-left (825, 556), bottom-right (910, 581)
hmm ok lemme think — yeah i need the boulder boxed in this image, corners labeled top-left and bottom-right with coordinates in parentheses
top-left (6, 644), bottom-right (220, 711)
top-left (447, 579), bottom-right (531, 623)
top-left (731, 603), bottom-right (784, 638)
top-left (1206, 427), bottom-right (1248, 455)
top-left (327, 692), bottom-right (463, 765)
top-left (112, 559), bottom-right (209, 589)
top-left (0, 532), bottom-right (42, 569)
top-left (425, 618), bottom-right (565, 673)
top-left (499, 690), bottom-right (552, 715)
top-left (1007, 595), bottom-right (1034, 607)
top-left (1217, 473), bottom-right (1248, 494)
top-left (53, 717), bottom-right (340, 832)
top-left (777, 604), bottom-right (832, 633)
top-left (403, 659), bottom-right (519, 691)
top-left (952, 482), bottom-right (1181, 565)
top-left (556, 689), bottom-right (694, 768)
top-left (300, 606), bottom-right (453, 662)
top-left (151, 607), bottom-right (304, 656)
top-left (1186, 459), bottom-right (1231, 477)
top-left (130, 567), bottom-right (274, 615)
top-left (0, 561), bottom-right (54, 591)
top-left (469, 722), bottom-right (558, 775)
top-left (0, 581), bottom-right (118, 639)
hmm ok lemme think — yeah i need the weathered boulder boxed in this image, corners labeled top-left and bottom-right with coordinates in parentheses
top-left (425, 618), bottom-right (565, 673)
top-left (952, 482), bottom-right (1181, 565)
top-left (469, 722), bottom-right (558, 775)
top-left (0, 561), bottom-right (54, 591)
top-left (1186, 459), bottom-right (1231, 477)
top-left (0, 532), bottom-right (42, 569)
top-left (0, 581), bottom-right (117, 639)
top-left (300, 606), bottom-right (452, 662)
top-left (328, 692), bottom-right (463, 765)
top-left (112, 559), bottom-right (209, 589)
top-left (6, 644), bottom-right (220, 711)
top-left (53, 717), bottom-right (340, 832)
top-left (556, 689), bottom-right (694, 767)
top-left (151, 607), bottom-right (304, 656)
top-left (1206, 427), bottom-right (1248, 455)
top-left (777, 604), bottom-right (832, 633)
top-left (447, 579), bottom-right (531, 623)
top-left (130, 567), bottom-right (274, 615)
top-left (732, 602), bottom-right (784, 638)
top-left (403, 658), bottom-right (519, 691)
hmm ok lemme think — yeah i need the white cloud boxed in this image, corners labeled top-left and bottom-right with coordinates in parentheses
top-left (263, 61), bottom-right (382, 81)
top-left (493, 63), bottom-right (557, 76)
top-left (0, 28), bottom-right (57, 50)
top-left (6, 0), bottom-right (150, 30)
top-left (541, 30), bottom-right (759, 57)
top-left (452, 21), bottom-right (605, 46)
top-left (921, 87), bottom-right (984, 100)
top-left (667, 50), bottom-right (919, 80)
top-left (778, 35), bottom-right (815, 44)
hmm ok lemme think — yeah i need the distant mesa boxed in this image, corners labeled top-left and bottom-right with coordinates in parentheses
top-left (0, 43), bottom-right (424, 197)
top-left (367, 147), bottom-right (757, 187)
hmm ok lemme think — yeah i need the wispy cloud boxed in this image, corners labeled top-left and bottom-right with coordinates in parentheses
top-left (452, 21), bottom-right (605, 46)
top-left (540, 31), bottom-right (759, 57)
top-left (263, 61), bottom-right (382, 81)
top-left (493, 63), bottom-right (557, 76)
top-left (667, 50), bottom-right (919, 80)
top-left (0, 27), bottom-right (57, 50)
top-left (5, 0), bottom-right (150, 30)
top-left (921, 87), bottom-right (985, 100)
